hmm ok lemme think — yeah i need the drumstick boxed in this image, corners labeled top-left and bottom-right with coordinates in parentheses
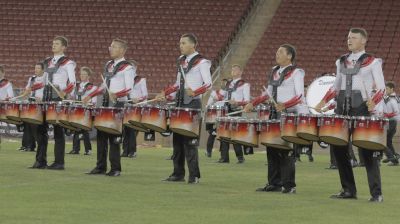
top-left (133, 97), bottom-right (164, 105)
top-left (100, 75), bottom-right (115, 103)
top-left (263, 86), bottom-right (278, 106)
top-left (48, 82), bottom-right (63, 98)
top-left (226, 109), bottom-right (244, 116)
top-left (9, 95), bottom-right (25, 101)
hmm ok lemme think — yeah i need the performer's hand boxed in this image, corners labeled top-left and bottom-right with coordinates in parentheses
top-left (131, 98), bottom-right (139, 103)
top-left (243, 103), bottom-right (254, 113)
top-left (185, 88), bottom-right (195, 97)
top-left (367, 99), bottom-right (376, 112)
top-left (275, 103), bottom-right (285, 112)
top-left (59, 90), bottom-right (66, 99)
top-left (109, 92), bottom-right (117, 102)
top-left (314, 100), bottom-right (326, 112)
top-left (35, 97), bottom-right (42, 103)
top-left (155, 91), bottom-right (166, 101)
top-left (82, 96), bottom-right (90, 104)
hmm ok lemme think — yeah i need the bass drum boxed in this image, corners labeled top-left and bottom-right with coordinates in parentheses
top-left (306, 75), bottom-right (336, 115)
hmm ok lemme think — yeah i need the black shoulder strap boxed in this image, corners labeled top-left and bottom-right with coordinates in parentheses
top-left (113, 61), bottom-right (133, 75)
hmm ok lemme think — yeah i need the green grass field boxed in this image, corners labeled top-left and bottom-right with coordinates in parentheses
top-left (0, 138), bottom-right (399, 224)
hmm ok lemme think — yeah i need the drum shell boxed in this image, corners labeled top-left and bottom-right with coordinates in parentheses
top-left (20, 102), bottom-right (44, 125)
top-left (319, 115), bottom-right (350, 146)
top-left (169, 107), bottom-right (201, 138)
top-left (140, 105), bottom-right (168, 133)
top-left (230, 118), bottom-right (259, 147)
top-left (93, 107), bottom-right (123, 135)
top-left (352, 116), bottom-right (387, 150)
top-left (258, 120), bottom-right (292, 150)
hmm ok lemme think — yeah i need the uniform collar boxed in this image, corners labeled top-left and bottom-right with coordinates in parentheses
top-left (349, 50), bottom-right (366, 61)
top-left (113, 57), bottom-right (125, 65)
top-left (278, 64), bottom-right (292, 73)
top-left (52, 54), bottom-right (65, 63)
top-left (185, 51), bottom-right (199, 62)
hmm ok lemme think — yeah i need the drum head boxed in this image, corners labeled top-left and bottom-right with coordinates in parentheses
top-left (95, 126), bottom-right (122, 135)
top-left (262, 143), bottom-right (292, 150)
top-left (297, 133), bottom-right (319, 141)
top-left (141, 123), bottom-right (167, 133)
top-left (70, 122), bottom-right (92, 131)
top-left (281, 136), bottom-right (311, 145)
top-left (21, 118), bottom-right (43, 125)
top-left (352, 140), bottom-right (386, 151)
top-left (169, 127), bottom-right (199, 138)
top-left (306, 75), bottom-right (336, 115)
top-left (126, 121), bottom-right (149, 132)
top-left (319, 136), bottom-right (348, 146)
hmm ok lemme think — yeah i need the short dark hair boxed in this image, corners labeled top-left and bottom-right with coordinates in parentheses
top-left (112, 38), bottom-right (128, 50)
top-left (35, 62), bottom-right (44, 70)
top-left (386, 81), bottom-right (395, 89)
top-left (0, 64), bottom-right (4, 74)
top-left (280, 44), bottom-right (296, 63)
top-left (350, 28), bottom-right (368, 39)
top-left (232, 64), bottom-right (242, 70)
top-left (181, 33), bottom-right (198, 46)
top-left (53, 36), bottom-right (68, 47)
top-left (80, 66), bottom-right (93, 76)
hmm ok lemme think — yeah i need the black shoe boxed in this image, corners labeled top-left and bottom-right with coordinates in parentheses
top-left (188, 177), bottom-right (200, 184)
top-left (18, 147), bottom-right (26, 151)
top-left (387, 161), bottom-right (399, 166)
top-left (68, 150), bottom-right (79, 155)
top-left (217, 159), bottom-right (229, 163)
top-left (121, 152), bottom-right (128, 157)
top-left (86, 168), bottom-right (106, 175)
top-left (308, 155), bottom-right (314, 162)
top-left (368, 195), bottom-right (383, 203)
top-left (326, 165), bottom-right (337, 169)
top-left (165, 155), bottom-right (173, 160)
top-left (29, 162), bottom-right (47, 169)
top-left (162, 176), bottom-right (185, 182)
top-left (128, 152), bottom-right (137, 158)
top-left (47, 163), bottom-right (65, 170)
top-left (282, 187), bottom-right (296, 194)
top-left (205, 152), bottom-right (212, 158)
top-left (330, 191), bottom-right (357, 199)
top-left (237, 159), bottom-right (245, 164)
top-left (106, 170), bottom-right (121, 177)
top-left (382, 158), bottom-right (390, 163)
top-left (358, 163), bottom-right (365, 167)
top-left (256, 185), bottom-right (281, 192)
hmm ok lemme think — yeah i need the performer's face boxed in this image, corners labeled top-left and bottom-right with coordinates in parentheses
top-left (179, 37), bottom-right (195, 56)
top-left (109, 41), bottom-right (125, 59)
top-left (275, 47), bottom-right (291, 66)
top-left (80, 70), bottom-right (89, 82)
top-left (231, 66), bottom-right (242, 78)
top-left (386, 86), bottom-right (393, 95)
top-left (347, 32), bottom-right (366, 52)
top-left (34, 65), bottom-right (44, 76)
top-left (0, 71), bottom-right (4, 79)
top-left (52, 40), bottom-right (65, 54)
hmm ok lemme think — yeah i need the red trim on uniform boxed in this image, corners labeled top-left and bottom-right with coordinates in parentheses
top-left (0, 79), bottom-right (9, 88)
top-left (273, 69), bottom-right (295, 81)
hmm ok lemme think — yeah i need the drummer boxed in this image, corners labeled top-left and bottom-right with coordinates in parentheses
top-left (244, 44), bottom-right (308, 194)
top-left (0, 65), bottom-right (14, 100)
top-left (86, 38), bottom-right (135, 177)
top-left (217, 65), bottom-right (251, 164)
top-left (68, 66), bottom-right (97, 155)
top-left (122, 70), bottom-right (148, 159)
top-left (382, 81), bottom-right (399, 166)
top-left (38, 36), bottom-right (76, 170)
top-left (315, 28), bottom-right (385, 202)
top-left (157, 33), bottom-right (212, 184)
top-left (23, 62), bottom-right (49, 169)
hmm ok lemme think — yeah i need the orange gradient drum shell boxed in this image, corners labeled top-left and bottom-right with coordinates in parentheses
top-left (216, 117), bottom-right (232, 142)
top-left (230, 119), bottom-right (259, 147)
top-left (5, 102), bottom-right (21, 122)
top-left (0, 102), bottom-right (8, 121)
top-left (352, 116), bottom-right (387, 150)
top-left (141, 105), bottom-right (168, 133)
top-left (296, 114), bottom-right (319, 141)
top-left (123, 105), bottom-right (148, 132)
top-left (319, 115), bottom-right (350, 146)
top-left (281, 113), bottom-right (311, 145)
top-left (93, 107), bottom-right (123, 135)
top-left (256, 104), bottom-right (271, 120)
top-left (258, 120), bottom-right (292, 150)
top-left (169, 108), bottom-right (201, 138)
top-left (20, 103), bottom-right (44, 125)
top-left (69, 105), bottom-right (93, 131)
top-left (205, 105), bottom-right (227, 124)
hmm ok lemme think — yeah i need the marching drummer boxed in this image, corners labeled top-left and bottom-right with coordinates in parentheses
top-left (35, 36), bottom-right (76, 170)
top-left (68, 66), bottom-right (97, 155)
top-left (382, 81), bottom-right (399, 166)
top-left (157, 33), bottom-right (212, 184)
top-left (122, 67), bottom-right (148, 158)
top-left (217, 64), bottom-right (251, 164)
top-left (315, 28), bottom-right (385, 202)
top-left (0, 65), bottom-right (14, 100)
top-left (244, 44), bottom-right (308, 194)
top-left (86, 38), bottom-right (135, 177)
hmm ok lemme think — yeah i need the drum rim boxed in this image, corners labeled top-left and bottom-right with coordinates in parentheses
top-left (170, 107), bottom-right (201, 112)
top-left (352, 116), bottom-right (388, 121)
top-left (207, 105), bottom-right (227, 109)
top-left (298, 113), bottom-right (319, 118)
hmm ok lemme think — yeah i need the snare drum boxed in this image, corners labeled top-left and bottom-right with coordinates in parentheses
top-left (296, 114), bottom-right (319, 141)
top-left (231, 118), bottom-right (259, 147)
top-left (281, 113), bottom-right (311, 145)
top-left (93, 107), bottom-right (123, 135)
top-left (0, 102), bottom-right (7, 122)
top-left (20, 102), bottom-right (44, 125)
top-left (256, 104), bottom-right (271, 120)
top-left (319, 115), bottom-right (350, 146)
top-left (216, 117), bottom-right (233, 142)
top-left (69, 104), bottom-right (93, 131)
top-left (141, 105), bottom-right (168, 133)
top-left (258, 120), bottom-right (292, 150)
top-left (5, 101), bottom-right (21, 122)
top-left (44, 101), bottom-right (61, 124)
top-left (352, 116), bottom-right (388, 150)
top-left (169, 107), bottom-right (201, 138)
top-left (123, 104), bottom-right (148, 132)
top-left (205, 105), bottom-right (227, 124)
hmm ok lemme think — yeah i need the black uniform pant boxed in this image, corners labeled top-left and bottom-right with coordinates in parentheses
top-left (266, 146), bottom-right (296, 189)
top-left (219, 141), bottom-right (244, 162)
top-left (22, 123), bottom-right (36, 150)
top-left (32, 123), bottom-right (49, 166)
top-left (171, 133), bottom-right (200, 180)
top-left (53, 125), bottom-right (66, 164)
top-left (96, 130), bottom-right (121, 172)
top-left (206, 124), bottom-right (216, 154)
top-left (122, 126), bottom-right (137, 154)
top-left (73, 130), bottom-right (92, 153)
top-left (385, 120), bottom-right (397, 160)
